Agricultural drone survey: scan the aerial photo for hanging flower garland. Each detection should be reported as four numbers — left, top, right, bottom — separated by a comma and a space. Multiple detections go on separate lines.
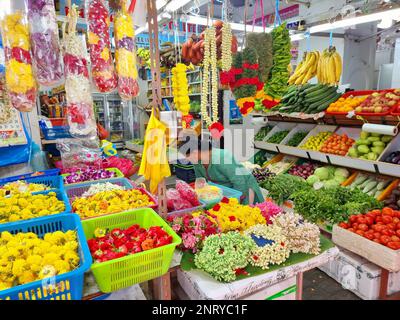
219, 21, 232, 85
244, 224, 290, 270
0, 77, 12, 124
194, 231, 255, 282
172, 63, 190, 115
271, 212, 321, 255
200, 26, 224, 140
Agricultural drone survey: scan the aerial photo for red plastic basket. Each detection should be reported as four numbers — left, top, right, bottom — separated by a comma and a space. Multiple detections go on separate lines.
49, 118, 67, 126
354, 89, 397, 117
325, 90, 373, 116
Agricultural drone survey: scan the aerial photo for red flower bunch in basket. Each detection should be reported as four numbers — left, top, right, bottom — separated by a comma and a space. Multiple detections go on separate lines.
87, 225, 172, 263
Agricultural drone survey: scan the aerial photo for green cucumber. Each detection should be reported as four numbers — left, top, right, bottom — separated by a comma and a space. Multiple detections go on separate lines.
314, 93, 342, 112
304, 87, 338, 104
306, 91, 339, 112
300, 84, 324, 95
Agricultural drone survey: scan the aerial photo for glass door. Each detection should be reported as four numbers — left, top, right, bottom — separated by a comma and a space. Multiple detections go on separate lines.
106, 94, 124, 143
93, 94, 107, 130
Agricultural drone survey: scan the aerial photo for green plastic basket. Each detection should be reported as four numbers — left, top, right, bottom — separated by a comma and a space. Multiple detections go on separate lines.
81, 209, 181, 293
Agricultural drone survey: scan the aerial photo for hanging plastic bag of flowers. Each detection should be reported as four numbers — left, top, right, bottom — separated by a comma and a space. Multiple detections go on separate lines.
86, 0, 117, 93
27, 0, 64, 87
1, 10, 37, 112
62, 4, 97, 139
114, 1, 140, 100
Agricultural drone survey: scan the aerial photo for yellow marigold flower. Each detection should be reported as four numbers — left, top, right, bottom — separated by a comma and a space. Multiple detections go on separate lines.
53, 260, 70, 274
64, 252, 80, 268
88, 31, 100, 44
1, 231, 13, 241
42, 253, 59, 266
0, 281, 12, 290
12, 259, 27, 277
38, 265, 56, 280
5, 59, 35, 94
18, 271, 35, 284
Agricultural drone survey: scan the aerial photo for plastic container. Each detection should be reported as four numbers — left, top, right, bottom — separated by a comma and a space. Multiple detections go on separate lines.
61, 168, 124, 185
0, 169, 60, 184
198, 182, 243, 208
166, 202, 206, 217
41, 126, 73, 140
81, 209, 181, 293
49, 118, 67, 126
0, 175, 64, 192
174, 164, 196, 183
64, 178, 158, 216
0, 213, 92, 300
353, 89, 397, 117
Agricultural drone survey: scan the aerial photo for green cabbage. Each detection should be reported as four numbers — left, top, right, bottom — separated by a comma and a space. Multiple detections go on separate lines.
323, 180, 341, 189
306, 175, 320, 186
334, 168, 350, 179
314, 167, 330, 181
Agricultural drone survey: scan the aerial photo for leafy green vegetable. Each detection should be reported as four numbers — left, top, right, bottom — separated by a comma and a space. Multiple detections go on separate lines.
286, 131, 308, 147
289, 186, 383, 224
260, 174, 310, 205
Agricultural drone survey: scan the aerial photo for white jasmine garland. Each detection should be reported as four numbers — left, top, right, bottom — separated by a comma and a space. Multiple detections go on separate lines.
221, 22, 232, 72
200, 26, 219, 127
244, 224, 290, 270
82, 182, 125, 197
271, 212, 321, 255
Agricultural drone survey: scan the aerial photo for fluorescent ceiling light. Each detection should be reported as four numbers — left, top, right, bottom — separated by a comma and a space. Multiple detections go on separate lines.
290, 33, 305, 41
165, 0, 192, 12
309, 8, 400, 33
185, 16, 270, 33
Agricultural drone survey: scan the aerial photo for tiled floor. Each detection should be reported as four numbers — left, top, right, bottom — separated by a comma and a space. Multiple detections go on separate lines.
303, 269, 360, 300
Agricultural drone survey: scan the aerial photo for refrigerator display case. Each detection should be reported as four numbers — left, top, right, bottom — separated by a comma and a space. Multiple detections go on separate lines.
93, 93, 136, 147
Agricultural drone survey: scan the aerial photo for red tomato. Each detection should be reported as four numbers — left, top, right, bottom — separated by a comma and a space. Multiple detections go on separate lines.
349, 215, 358, 223
382, 229, 396, 237
356, 230, 365, 237
356, 217, 366, 224
386, 242, 400, 250
397, 222, 400, 230
373, 238, 382, 244
380, 235, 391, 245
396, 229, 400, 237
375, 216, 383, 223
339, 222, 349, 229
370, 209, 382, 216
365, 216, 374, 226
382, 216, 393, 224
387, 223, 396, 230
394, 211, 400, 218
391, 236, 400, 242
373, 225, 385, 233
382, 207, 394, 216
392, 217, 400, 225
352, 223, 359, 229
347, 228, 355, 233
365, 233, 374, 240
365, 212, 375, 220
357, 224, 369, 232
373, 232, 382, 239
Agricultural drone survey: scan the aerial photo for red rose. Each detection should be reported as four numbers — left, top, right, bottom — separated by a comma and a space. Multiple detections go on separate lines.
221, 197, 229, 204
212, 204, 221, 211
229, 216, 236, 222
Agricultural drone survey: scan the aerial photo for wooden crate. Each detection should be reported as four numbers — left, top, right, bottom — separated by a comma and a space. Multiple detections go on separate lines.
332, 224, 400, 272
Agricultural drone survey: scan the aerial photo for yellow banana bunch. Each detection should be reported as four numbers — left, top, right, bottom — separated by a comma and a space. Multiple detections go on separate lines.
317, 47, 342, 85
288, 51, 319, 85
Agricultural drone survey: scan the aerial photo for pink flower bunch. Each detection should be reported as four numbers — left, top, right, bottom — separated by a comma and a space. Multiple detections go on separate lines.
166, 213, 220, 253
252, 201, 282, 224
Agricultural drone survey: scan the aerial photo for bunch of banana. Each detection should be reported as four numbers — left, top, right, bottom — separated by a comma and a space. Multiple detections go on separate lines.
288, 51, 319, 85
317, 46, 342, 85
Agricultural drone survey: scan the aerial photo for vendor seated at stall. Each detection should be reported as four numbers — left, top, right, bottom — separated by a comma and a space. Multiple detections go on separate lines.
184, 137, 264, 205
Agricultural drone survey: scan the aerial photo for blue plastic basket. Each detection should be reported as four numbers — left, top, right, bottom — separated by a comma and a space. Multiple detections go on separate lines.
0, 169, 60, 184
41, 126, 72, 140
201, 182, 243, 209
0, 189, 72, 228
0, 175, 64, 193
0, 213, 92, 300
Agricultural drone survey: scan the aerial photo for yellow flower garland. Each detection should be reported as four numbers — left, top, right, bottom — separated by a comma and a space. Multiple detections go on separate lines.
207, 198, 266, 233
172, 63, 190, 116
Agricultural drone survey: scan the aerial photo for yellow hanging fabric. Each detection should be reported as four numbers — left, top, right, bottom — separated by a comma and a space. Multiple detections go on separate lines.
138, 109, 171, 193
